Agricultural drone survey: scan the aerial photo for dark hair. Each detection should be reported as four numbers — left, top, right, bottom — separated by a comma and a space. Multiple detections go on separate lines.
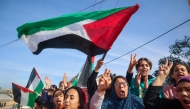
48, 89, 54, 93
50, 84, 57, 90
112, 75, 128, 87
35, 96, 49, 109
136, 58, 152, 71
59, 81, 63, 86
169, 63, 190, 84
170, 63, 190, 75
53, 89, 64, 98
64, 86, 87, 109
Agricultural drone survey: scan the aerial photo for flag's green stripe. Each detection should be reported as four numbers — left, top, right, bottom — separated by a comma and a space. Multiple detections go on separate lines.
34, 80, 44, 94
72, 78, 78, 86
17, 6, 129, 38
27, 93, 37, 108
90, 63, 95, 73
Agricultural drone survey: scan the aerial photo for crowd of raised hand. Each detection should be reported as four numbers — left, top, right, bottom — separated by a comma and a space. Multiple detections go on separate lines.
33, 54, 190, 109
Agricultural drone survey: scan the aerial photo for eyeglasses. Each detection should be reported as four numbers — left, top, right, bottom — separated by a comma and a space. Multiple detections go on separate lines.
114, 82, 128, 87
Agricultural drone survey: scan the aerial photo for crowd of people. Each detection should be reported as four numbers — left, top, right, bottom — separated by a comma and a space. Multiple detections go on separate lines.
29, 54, 190, 109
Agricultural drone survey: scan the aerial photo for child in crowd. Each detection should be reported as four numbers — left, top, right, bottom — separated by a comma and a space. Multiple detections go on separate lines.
59, 73, 72, 91
144, 59, 190, 109
126, 54, 162, 98
53, 89, 64, 109
163, 62, 190, 99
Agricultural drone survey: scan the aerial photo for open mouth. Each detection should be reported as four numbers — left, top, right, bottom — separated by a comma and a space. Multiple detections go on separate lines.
184, 100, 190, 104
119, 90, 125, 96
182, 98, 190, 107
56, 100, 62, 105
177, 74, 184, 78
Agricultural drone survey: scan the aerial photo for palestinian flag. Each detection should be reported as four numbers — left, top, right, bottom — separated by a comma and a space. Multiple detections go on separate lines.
26, 67, 44, 94
70, 73, 79, 86
77, 56, 95, 87
17, 4, 139, 56
12, 83, 37, 108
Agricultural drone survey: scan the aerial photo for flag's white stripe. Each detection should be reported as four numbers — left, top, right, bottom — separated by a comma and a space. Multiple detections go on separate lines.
28, 76, 40, 92
21, 19, 95, 52
20, 91, 29, 106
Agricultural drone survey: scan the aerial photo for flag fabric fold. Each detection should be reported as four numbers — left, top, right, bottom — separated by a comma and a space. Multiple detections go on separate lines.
69, 73, 79, 86
17, 4, 139, 56
25, 67, 44, 94
12, 83, 37, 108
77, 56, 95, 87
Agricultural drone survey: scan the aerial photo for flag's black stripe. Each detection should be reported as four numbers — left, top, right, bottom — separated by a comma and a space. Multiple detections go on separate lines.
33, 34, 107, 56
78, 56, 92, 87
26, 68, 36, 88
12, 83, 21, 103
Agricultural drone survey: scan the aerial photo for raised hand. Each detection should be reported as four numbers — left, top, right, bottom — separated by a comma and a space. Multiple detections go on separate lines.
135, 72, 141, 88
94, 58, 104, 72
102, 68, 112, 88
128, 54, 138, 73
45, 76, 51, 89
158, 59, 173, 78
63, 73, 68, 87
152, 59, 173, 86
97, 68, 111, 95
67, 82, 72, 88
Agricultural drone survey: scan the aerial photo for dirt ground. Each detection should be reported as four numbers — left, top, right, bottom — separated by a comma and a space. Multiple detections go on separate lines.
0, 99, 15, 106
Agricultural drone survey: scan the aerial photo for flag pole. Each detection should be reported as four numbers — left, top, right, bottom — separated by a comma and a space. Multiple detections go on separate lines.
102, 51, 107, 60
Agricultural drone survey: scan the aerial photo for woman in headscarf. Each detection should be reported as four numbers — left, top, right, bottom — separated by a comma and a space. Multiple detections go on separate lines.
90, 68, 144, 109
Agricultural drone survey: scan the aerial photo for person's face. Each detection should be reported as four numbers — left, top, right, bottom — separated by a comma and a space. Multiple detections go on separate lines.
64, 89, 80, 109
53, 91, 64, 108
177, 82, 190, 109
50, 86, 56, 91
114, 78, 128, 99
48, 91, 54, 95
172, 64, 189, 82
137, 60, 150, 77
59, 82, 65, 90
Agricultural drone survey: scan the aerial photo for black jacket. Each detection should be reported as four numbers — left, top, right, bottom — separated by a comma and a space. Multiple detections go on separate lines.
87, 70, 99, 100
144, 84, 184, 109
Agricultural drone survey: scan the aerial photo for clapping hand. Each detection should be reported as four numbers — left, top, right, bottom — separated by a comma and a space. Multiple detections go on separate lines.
135, 72, 141, 88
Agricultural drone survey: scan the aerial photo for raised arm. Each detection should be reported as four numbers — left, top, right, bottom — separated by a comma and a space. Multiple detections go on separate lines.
87, 58, 104, 99
44, 76, 51, 89
152, 59, 173, 86
41, 76, 51, 101
90, 68, 111, 109
126, 54, 137, 85
144, 59, 174, 109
